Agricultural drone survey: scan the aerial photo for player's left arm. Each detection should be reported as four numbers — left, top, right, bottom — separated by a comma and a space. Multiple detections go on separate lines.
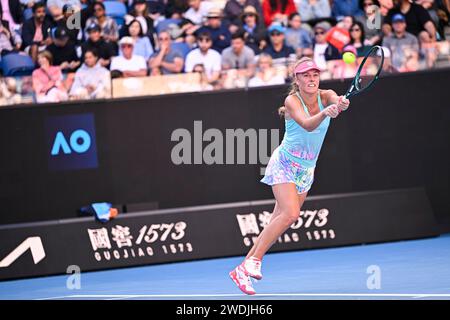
322, 89, 350, 112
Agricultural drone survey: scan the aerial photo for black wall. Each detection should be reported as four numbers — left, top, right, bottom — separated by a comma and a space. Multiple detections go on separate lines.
0, 68, 449, 225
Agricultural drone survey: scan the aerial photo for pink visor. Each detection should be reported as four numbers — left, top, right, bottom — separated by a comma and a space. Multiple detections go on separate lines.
294, 60, 321, 74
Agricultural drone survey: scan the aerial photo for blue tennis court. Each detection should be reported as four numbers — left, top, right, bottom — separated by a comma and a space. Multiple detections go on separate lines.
1, 233, 449, 300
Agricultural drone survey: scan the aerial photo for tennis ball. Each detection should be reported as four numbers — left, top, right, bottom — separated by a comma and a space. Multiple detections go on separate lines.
343, 52, 356, 64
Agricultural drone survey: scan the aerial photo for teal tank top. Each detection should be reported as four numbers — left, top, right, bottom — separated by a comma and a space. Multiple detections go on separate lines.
280, 91, 330, 168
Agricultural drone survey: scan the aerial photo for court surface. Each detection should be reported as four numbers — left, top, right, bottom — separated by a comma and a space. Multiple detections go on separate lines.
1, 234, 450, 300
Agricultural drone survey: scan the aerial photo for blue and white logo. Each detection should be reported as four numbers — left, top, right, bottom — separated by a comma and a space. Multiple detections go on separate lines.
45, 114, 98, 171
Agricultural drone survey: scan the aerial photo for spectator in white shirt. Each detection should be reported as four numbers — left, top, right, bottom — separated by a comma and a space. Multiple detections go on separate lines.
185, 31, 221, 84
248, 53, 285, 87
110, 36, 148, 77
184, 0, 214, 25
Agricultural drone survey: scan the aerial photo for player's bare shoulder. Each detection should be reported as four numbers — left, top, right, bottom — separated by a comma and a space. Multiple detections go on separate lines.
320, 89, 337, 106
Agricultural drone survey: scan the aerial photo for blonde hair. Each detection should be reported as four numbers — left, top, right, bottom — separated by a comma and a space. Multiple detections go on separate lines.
278, 56, 314, 117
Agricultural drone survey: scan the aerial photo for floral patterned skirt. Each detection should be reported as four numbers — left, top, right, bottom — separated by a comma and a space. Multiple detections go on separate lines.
261, 146, 315, 194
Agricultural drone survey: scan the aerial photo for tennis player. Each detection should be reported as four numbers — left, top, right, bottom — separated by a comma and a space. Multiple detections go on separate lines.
230, 57, 350, 295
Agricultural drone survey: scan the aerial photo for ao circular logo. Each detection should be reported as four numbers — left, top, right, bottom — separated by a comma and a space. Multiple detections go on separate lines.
51, 129, 92, 155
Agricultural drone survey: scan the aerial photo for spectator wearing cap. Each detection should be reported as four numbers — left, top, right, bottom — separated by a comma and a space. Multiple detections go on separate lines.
46, 0, 81, 23
185, 31, 221, 84
332, 0, 364, 20
329, 44, 360, 79
263, 24, 295, 66
248, 52, 285, 87
148, 30, 184, 75
32, 50, 69, 103
122, 19, 154, 60
285, 13, 313, 57
238, 5, 267, 54
69, 48, 111, 100
183, 0, 214, 25
223, 0, 264, 31
85, 1, 119, 43
124, 0, 157, 49
312, 21, 340, 69
297, 0, 331, 22
382, 13, 420, 71
46, 26, 80, 73
383, 0, 437, 45
81, 22, 117, 68
221, 30, 256, 77
196, 7, 232, 53
262, 0, 298, 27
0, 0, 23, 32
110, 37, 148, 77
21, 2, 54, 63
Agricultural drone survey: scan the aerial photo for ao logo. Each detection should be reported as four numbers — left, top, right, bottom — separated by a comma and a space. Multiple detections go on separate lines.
51, 129, 92, 156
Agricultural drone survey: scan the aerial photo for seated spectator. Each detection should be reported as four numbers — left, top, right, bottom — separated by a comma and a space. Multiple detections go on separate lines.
0, 77, 21, 106
122, 19, 154, 60
196, 7, 232, 53
320, 16, 352, 52
356, 0, 383, 46
81, 22, 117, 68
111, 37, 148, 77
416, 0, 450, 40
60, 4, 82, 45
239, 5, 267, 54
383, 0, 437, 45
183, 0, 214, 25
221, 30, 256, 77
32, 50, 69, 103
165, 0, 189, 19
262, 0, 298, 27
382, 13, 420, 72
248, 53, 285, 87
148, 30, 184, 75
46, 0, 81, 20
192, 63, 215, 90
348, 21, 372, 56
328, 44, 360, 79
263, 24, 296, 66
85, 1, 119, 43
0, 13, 21, 56
224, 0, 264, 33
297, 0, 332, 22
0, 0, 22, 32
332, 0, 364, 20
124, 0, 157, 49
69, 49, 111, 99
312, 21, 340, 69
285, 13, 313, 57
184, 31, 221, 84
21, 2, 54, 63
46, 26, 80, 73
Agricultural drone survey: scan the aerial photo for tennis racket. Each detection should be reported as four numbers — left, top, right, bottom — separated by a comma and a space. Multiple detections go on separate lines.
344, 45, 385, 99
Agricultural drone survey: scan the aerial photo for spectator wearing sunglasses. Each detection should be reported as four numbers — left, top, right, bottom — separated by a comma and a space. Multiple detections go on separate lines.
348, 21, 371, 56
110, 36, 148, 77
312, 21, 340, 70
238, 5, 267, 54
84, 1, 119, 43
262, 24, 295, 67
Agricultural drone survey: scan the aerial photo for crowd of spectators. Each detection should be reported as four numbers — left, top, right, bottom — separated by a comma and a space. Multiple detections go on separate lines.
0, 0, 449, 105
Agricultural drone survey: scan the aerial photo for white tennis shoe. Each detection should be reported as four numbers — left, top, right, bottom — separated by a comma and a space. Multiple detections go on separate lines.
242, 257, 263, 280
229, 265, 256, 295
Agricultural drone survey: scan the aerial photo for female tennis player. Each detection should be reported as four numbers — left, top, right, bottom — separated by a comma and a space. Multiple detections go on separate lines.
230, 57, 350, 295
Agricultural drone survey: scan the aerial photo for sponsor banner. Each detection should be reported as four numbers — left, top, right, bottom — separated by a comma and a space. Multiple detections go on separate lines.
0, 188, 439, 281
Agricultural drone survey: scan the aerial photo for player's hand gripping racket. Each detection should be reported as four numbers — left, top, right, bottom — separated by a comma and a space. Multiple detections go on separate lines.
344, 45, 385, 99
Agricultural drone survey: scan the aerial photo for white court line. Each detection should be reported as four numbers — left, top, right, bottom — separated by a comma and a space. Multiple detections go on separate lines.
36, 293, 450, 300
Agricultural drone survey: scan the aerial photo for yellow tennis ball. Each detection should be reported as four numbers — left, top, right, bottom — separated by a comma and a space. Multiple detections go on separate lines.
343, 52, 356, 64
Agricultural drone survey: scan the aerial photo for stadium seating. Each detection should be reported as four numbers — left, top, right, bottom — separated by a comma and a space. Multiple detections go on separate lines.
0, 53, 35, 77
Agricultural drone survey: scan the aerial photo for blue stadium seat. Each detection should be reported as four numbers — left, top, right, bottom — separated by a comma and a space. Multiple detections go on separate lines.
0, 53, 35, 77
156, 18, 182, 34
171, 42, 191, 59
104, 1, 127, 27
